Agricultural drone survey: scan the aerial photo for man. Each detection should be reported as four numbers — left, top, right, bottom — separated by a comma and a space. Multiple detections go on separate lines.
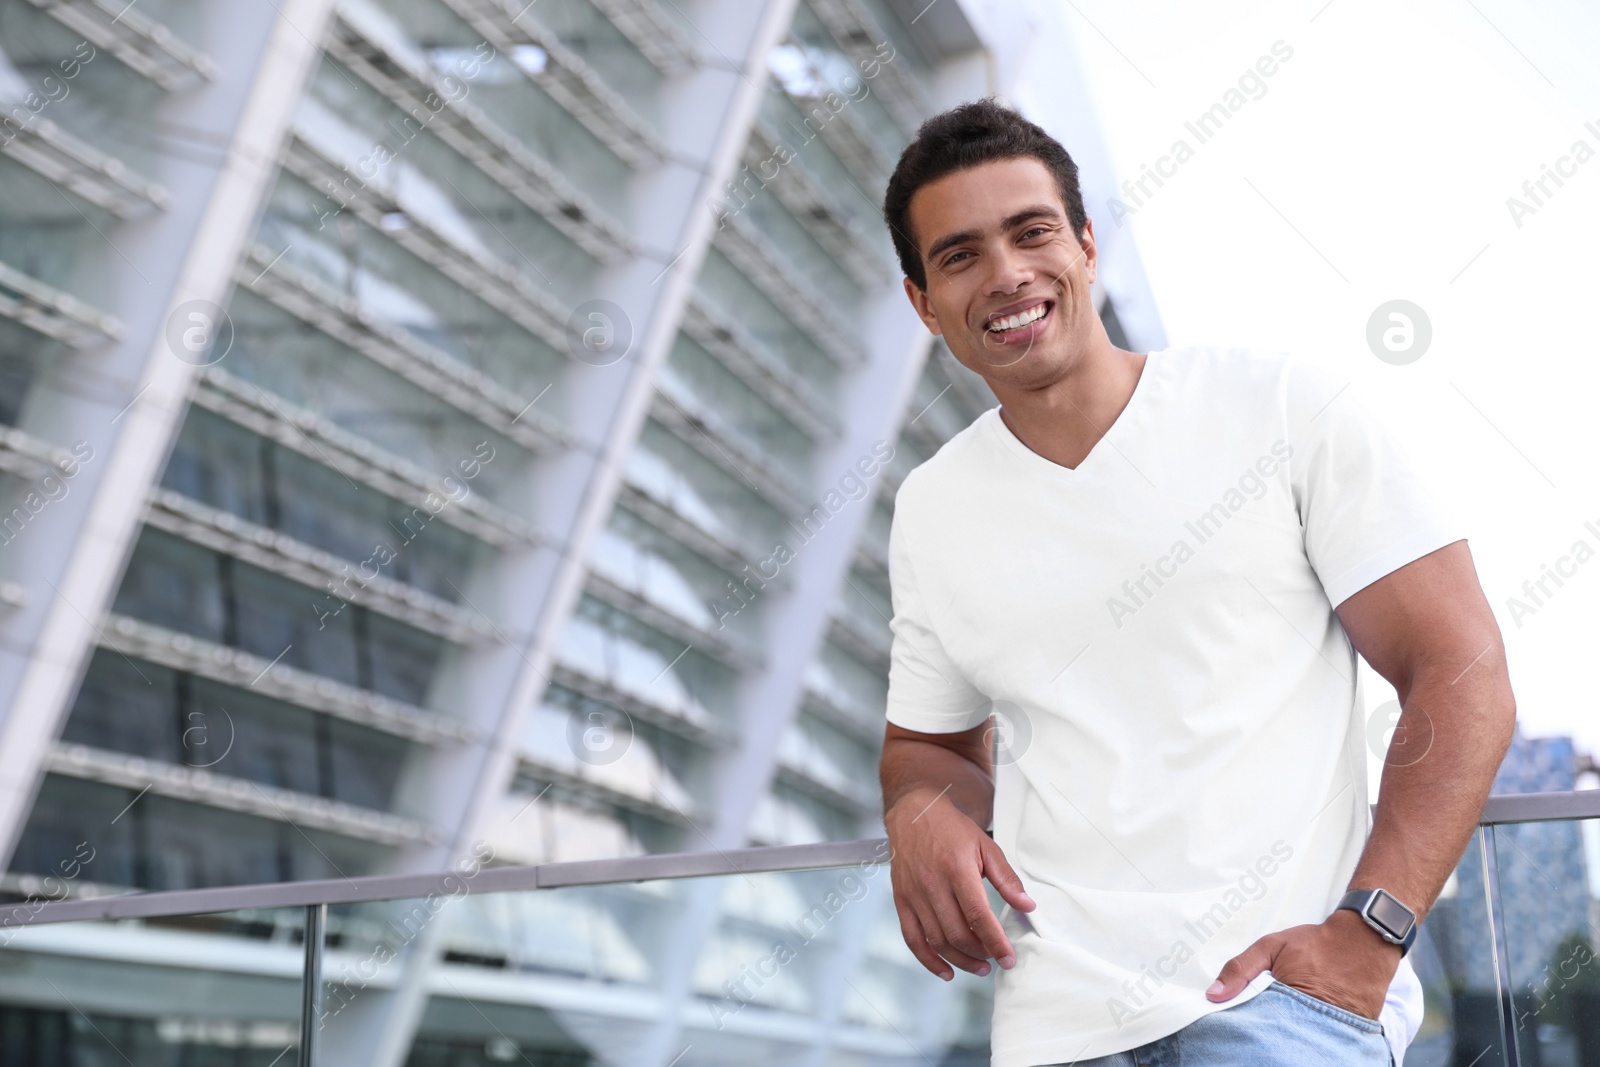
876, 99, 1516, 1067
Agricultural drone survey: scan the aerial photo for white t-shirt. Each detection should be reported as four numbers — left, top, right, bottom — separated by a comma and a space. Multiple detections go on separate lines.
884, 346, 1462, 1067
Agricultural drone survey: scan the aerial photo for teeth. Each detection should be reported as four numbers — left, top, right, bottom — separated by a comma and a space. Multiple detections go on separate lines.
989, 303, 1048, 332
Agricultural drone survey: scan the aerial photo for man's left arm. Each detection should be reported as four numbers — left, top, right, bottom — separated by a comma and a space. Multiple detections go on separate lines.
1207, 538, 1517, 1018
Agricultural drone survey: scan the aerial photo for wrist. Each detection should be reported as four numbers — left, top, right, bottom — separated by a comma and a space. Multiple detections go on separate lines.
884, 787, 951, 829
1326, 904, 1405, 964
1337, 885, 1420, 956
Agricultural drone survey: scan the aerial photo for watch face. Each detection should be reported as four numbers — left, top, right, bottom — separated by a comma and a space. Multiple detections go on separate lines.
1367, 891, 1416, 939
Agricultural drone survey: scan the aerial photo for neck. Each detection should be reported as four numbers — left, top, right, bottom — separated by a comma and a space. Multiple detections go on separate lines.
990, 333, 1147, 471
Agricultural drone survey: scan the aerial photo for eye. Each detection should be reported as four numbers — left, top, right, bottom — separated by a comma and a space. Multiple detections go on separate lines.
1020, 226, 1050, 240
943, 250, 972, 266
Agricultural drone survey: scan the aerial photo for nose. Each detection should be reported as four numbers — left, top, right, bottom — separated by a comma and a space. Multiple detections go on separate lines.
985, 240, 1035, 298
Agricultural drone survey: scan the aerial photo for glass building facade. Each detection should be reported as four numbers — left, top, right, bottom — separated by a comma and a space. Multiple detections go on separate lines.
0, 0, 1167, 1062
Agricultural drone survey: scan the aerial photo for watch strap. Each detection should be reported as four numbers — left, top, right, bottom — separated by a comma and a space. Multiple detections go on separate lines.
1336, 888, 1419, 956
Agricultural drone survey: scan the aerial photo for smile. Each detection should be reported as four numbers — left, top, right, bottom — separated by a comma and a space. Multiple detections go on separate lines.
985, 300, 1052, 335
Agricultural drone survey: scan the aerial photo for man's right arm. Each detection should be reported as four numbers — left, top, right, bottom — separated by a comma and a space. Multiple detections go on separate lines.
882, 719, 997, 829
881, 718, 1034, 981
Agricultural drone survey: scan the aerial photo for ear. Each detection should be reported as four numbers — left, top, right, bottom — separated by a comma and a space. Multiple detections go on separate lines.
902, 276, 943, 336
1080, 216, 1099, 285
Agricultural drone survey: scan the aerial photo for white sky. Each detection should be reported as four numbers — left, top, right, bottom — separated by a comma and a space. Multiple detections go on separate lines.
1012, 0, 1600, 757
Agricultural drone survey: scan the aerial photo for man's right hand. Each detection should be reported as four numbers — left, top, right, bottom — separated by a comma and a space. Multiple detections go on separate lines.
884, 787, 1036, 981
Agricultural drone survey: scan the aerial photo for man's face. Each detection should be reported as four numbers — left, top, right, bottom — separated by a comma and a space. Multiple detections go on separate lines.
903, 156, 1097, 387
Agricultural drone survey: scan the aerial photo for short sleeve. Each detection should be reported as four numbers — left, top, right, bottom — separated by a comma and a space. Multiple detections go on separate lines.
1286, 360, 1469, 608
884, 491, 991, 732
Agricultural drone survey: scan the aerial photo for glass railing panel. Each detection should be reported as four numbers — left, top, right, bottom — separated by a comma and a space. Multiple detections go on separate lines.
688, 866, 979, 1060
1487, 817, 1600, 1067
450, 879, 678, 983
16, 802, 1597, 1067
376, 865, 982, 1064
1405, 825, 1519, 1067
313, 879, 690, 1061
0, 904, 310, 1066
404, 1015, 599, 1065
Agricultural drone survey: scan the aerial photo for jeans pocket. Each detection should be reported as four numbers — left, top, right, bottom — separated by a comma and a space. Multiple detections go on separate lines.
1267, 979, 1384, 1035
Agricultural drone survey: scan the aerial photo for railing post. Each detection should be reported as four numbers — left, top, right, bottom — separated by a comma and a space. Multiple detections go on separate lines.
1479, 826, 1522, 1067
300, 902, 327, 1066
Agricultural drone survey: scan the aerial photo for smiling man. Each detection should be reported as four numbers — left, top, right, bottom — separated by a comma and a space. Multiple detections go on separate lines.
876, 99, 1516, 1067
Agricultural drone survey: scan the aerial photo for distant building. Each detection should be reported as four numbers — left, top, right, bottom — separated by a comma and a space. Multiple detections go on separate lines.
1415, 729, 1595, 1067
1444, 731, 1590, 991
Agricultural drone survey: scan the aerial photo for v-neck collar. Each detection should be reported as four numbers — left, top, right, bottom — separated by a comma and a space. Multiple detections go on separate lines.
986, 348, 1166, 478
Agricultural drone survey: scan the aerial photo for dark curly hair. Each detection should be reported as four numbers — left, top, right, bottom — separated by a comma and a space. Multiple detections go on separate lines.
883, 98, 1088, 291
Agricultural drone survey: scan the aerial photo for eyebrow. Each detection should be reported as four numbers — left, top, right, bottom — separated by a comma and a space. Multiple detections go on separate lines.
924, 204, 1063, 263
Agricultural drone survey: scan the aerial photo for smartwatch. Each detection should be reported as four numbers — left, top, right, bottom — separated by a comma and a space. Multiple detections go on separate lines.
1336, 888, 1418, 956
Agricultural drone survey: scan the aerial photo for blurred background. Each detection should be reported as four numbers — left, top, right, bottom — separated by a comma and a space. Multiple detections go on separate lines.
0, 0, 1595, 1063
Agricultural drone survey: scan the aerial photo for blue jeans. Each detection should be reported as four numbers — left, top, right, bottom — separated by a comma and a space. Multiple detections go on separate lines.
1055, 981, 1394, 1066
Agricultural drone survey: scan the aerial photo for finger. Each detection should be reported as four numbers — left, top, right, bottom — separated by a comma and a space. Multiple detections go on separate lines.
980, 837, 1036, 914
922, 883, 997, 971
914, 881, 997, 975
903, 897, 990, 978
896, 901, 955, 981
952, 863, 1017, 967
1208, 933, 1282, 1001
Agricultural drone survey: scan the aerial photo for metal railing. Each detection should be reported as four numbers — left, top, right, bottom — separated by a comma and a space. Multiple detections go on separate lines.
7, 788, 1599, 1065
